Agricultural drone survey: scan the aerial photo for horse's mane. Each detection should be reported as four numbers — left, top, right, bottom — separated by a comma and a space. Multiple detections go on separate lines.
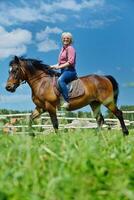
10, 56, 60, 77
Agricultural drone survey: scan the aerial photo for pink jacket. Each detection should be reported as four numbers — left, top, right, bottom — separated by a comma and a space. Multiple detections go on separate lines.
58, 45, 76, 67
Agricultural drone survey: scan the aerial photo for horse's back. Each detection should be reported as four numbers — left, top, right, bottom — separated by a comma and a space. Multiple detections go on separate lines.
79, 74, 113, 88
78, 74, 114, 102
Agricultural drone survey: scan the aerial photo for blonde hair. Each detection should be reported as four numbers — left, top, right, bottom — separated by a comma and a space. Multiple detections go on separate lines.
61, 32, 73, 44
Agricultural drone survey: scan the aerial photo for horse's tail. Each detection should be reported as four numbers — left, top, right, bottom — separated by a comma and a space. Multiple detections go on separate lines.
105, 75, 119, 104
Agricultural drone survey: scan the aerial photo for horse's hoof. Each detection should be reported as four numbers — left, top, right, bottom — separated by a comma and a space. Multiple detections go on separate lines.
29, 132, 35, 137
123, 129, 129, 136
54, 129, 59, 134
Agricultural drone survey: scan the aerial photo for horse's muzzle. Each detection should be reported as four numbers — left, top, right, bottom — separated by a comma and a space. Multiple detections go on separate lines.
5, 83, 18, 92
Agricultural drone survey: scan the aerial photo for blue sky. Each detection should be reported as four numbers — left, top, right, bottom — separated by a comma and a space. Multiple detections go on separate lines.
0, 0, 134, 111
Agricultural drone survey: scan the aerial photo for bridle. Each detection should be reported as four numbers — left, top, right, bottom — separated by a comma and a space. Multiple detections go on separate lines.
18, 66, 27, 85
10, 63, 53, 87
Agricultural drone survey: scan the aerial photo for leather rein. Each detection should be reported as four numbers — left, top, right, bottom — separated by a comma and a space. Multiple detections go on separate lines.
19, 66, 53, 86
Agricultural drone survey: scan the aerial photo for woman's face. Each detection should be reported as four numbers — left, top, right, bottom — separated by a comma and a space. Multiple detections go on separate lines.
62, 36, 71, 46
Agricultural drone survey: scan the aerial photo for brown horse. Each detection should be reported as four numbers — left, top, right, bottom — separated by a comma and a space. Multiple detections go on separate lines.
6, 56, 129, 135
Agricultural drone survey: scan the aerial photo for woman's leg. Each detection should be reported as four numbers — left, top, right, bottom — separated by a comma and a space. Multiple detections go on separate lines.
58, 71, 77, 102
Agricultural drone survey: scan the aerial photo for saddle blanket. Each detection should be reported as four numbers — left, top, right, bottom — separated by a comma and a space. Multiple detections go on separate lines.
54, 78, 85, 99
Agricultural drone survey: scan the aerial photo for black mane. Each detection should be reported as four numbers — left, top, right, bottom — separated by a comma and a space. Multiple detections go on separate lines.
10, 56, 60, 76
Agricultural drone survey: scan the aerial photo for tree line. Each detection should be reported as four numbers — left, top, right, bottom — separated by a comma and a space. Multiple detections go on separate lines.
0, 105, 134, 121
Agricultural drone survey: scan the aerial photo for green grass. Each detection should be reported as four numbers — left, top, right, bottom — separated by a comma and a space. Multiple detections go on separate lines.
0, 129, 134, 200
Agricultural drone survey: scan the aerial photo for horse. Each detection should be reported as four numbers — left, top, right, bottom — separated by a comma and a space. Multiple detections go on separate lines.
5, 56, 129, 136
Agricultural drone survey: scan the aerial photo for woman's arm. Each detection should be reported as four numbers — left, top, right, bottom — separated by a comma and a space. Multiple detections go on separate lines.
51, 46, 76, 70
67, 46, 76, 66
51, 62, 70, 70
51, 63, 58, 69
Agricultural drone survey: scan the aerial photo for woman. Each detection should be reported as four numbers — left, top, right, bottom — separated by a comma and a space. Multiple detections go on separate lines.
51, 32, 77, 108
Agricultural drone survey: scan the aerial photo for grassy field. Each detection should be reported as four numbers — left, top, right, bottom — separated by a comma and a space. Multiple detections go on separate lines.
0, 129, 134, 200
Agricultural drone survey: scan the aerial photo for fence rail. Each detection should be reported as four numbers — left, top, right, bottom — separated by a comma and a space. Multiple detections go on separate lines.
0, 111, 133, 134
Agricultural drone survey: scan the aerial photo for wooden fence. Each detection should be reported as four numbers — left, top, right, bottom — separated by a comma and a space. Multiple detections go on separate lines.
0, 111, 133, 134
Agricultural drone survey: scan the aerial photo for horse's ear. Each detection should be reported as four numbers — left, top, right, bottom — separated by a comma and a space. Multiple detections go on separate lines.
14, 56, 19, 63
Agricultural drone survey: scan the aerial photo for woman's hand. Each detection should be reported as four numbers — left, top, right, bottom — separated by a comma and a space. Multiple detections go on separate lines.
51, 62, 70, 70
50, 65, 59, 70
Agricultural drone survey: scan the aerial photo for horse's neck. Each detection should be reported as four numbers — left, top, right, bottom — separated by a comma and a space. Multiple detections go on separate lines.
26, 70, 45, 83
26, 70, 51, 89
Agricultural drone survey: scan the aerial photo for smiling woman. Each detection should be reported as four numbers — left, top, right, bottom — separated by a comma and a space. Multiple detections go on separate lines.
51, 32, 77, 108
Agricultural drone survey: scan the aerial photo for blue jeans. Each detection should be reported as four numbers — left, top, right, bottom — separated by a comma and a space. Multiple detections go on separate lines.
58, 69, 77, 102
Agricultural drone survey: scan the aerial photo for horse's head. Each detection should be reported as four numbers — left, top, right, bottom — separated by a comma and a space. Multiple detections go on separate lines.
6, 56, 60, 92
6, 56, 26, 92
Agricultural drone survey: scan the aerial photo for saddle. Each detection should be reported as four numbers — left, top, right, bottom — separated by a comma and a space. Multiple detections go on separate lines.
53, 77, 85, 99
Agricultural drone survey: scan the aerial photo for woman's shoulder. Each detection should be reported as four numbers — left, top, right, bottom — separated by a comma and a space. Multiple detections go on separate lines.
67, 45, 75, 51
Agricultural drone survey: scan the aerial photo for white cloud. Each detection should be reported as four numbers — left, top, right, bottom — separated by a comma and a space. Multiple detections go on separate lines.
0, 1, 67, 25
36, 26, 62, 41
0, 26, 32, 59
36, 26, 62, 52
0, 0, 105, 26
89, 19, 105, 29
77, 16, 121, 29
41, 0, 105, 12
37, 39, 59, 52
77, 19, 105, 29
0, 0, 120, 32
0, 46, 27, 60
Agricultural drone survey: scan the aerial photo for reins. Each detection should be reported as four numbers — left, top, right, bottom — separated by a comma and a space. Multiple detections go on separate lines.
28, 72, 51, 85
19, 67, 53, 86
12, 58, 59, 87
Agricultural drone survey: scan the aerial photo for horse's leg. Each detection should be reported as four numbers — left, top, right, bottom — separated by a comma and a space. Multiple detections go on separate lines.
28, 107, 44, 135
105, 103, 129, 136
90, 101, 104, 128
46, 102, 59, 133
27, 107, 44, 136
30, 106, 44, 120
49, 112, 59, 133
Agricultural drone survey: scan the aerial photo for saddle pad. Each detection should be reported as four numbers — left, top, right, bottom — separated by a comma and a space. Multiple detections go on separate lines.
53, 77, 85, 99
68, 78, 85, 99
